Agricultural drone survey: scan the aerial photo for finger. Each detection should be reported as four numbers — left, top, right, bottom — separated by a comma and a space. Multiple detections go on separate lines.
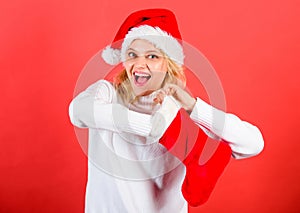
164, 85, 176, 96
154, 90, 166, 104
162, 84, 171, 95
153, 97, 161, 104
158, 92, 166, 104
169, 87, 176, 95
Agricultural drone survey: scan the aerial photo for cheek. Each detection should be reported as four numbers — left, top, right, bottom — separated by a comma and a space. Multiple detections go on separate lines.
149, 61, 167, 72
123, 62, 133, 76
150, 72, 167, 88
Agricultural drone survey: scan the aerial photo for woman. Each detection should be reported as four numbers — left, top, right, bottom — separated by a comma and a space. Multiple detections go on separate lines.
69, 8, 264, 213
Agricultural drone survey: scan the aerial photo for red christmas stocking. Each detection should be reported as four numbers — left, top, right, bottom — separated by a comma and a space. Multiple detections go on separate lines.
159, 111, 232, 206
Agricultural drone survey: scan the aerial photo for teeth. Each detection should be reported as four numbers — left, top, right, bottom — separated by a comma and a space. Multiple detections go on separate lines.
134, 72, 150, 77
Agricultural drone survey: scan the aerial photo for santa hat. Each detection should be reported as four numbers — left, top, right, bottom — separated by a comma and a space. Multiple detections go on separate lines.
101, 8, 184, 65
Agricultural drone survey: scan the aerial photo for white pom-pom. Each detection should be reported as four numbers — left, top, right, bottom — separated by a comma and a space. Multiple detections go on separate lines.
101, 46, 121, 65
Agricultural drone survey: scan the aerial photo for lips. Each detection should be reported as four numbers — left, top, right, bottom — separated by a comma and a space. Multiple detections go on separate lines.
133, 71, 151, 86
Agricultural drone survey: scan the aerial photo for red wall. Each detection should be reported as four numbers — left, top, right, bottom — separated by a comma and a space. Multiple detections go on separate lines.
1, 0, 299, 212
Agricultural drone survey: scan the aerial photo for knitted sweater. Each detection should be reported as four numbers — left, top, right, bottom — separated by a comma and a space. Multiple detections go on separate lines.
69, 80, 264, 213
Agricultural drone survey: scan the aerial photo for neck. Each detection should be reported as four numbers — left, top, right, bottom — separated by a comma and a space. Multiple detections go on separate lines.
127, 92, 160, 114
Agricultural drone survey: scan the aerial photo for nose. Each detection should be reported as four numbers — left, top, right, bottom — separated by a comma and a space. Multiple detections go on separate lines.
134, 56, 147, 69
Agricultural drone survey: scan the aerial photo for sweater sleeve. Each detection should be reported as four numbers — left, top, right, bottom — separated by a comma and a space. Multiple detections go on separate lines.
68, 80, 153, 137
189, 98, 264, 159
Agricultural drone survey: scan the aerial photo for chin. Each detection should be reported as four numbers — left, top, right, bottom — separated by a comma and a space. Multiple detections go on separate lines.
132, 87, 156, 97
133, 89, 151, 97
130, 79, 161, 97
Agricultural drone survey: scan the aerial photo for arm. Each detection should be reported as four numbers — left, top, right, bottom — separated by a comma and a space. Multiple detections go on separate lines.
69, 80, 153, 136
69, 80, 180, 139
189, 97, 264, 159
155, 83, 264, 159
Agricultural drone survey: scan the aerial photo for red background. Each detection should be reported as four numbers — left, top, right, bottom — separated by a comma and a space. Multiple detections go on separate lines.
1, 0, 299, 212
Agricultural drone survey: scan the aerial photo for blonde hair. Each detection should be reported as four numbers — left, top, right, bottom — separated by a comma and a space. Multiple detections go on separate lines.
113, 55, 186, 105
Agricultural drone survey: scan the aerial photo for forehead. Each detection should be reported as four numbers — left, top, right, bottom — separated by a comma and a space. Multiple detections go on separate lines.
127, 39, 162, 53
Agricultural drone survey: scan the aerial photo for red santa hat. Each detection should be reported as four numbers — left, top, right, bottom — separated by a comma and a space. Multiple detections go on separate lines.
101, 8, 185, 65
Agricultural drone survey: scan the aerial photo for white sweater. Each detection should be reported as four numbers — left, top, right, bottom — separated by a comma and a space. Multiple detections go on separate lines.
69, 80, 264, 213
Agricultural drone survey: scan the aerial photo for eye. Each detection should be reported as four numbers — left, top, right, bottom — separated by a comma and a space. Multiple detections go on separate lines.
146, 54, 159, 59
127, 52, 137, 58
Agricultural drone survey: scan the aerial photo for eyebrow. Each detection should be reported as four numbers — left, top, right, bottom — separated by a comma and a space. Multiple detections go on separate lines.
127, 48, 161, 54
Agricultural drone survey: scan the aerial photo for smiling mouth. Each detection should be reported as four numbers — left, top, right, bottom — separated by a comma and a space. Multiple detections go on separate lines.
133, 72, 151, 86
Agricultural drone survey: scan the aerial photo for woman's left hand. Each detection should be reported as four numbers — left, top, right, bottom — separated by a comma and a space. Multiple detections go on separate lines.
154, 83, 196, 113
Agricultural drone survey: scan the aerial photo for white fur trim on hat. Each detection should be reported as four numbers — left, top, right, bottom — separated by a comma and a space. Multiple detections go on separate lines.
121, 25, 184, 65
101, 25, 185, 65
101, 45, 121, 65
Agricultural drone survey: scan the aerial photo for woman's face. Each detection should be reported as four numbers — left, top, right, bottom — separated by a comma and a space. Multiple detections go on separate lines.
123, 39, 168, 96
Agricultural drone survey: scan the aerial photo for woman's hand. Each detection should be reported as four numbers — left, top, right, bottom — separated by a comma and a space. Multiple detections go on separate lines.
154, 83, 196, 113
